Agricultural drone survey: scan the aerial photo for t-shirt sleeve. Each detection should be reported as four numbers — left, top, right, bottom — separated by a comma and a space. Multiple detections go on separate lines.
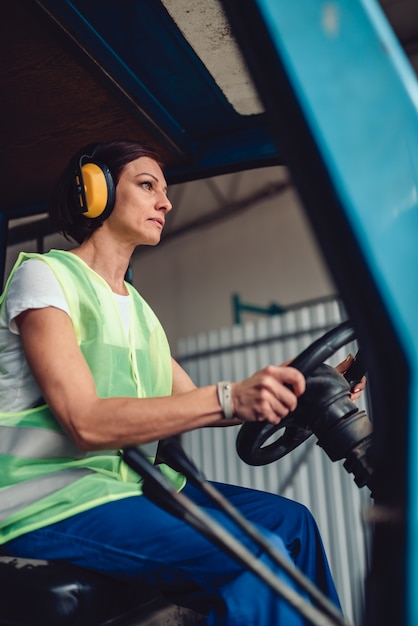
6, 258, 71, 334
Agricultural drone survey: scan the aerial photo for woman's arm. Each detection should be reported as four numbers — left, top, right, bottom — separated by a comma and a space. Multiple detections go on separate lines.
171, 357, 243, 427
171, 357, 196, 394
17, 306, 306, 451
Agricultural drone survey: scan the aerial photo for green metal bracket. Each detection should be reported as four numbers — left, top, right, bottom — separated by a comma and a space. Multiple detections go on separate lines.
232, 293, 285, 325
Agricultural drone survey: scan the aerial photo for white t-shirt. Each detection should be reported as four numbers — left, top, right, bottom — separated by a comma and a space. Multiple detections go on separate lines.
0, 258, 131, 412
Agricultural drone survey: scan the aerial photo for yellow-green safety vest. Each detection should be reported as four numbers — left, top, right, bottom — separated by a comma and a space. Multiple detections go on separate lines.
0, 250, 185, 544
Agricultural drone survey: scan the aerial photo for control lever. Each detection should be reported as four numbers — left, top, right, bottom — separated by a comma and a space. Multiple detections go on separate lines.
343, 350, 367, 392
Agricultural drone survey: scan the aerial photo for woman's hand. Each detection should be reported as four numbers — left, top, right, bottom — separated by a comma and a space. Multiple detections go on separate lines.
280, 354, 366, 403
231, 366, 306, 424
335, 354, 366, 400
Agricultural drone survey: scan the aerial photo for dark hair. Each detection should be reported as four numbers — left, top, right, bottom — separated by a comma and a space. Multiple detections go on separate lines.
49, 139, 163, 243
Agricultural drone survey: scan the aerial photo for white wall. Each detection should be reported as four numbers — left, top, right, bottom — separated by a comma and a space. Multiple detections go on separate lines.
131, 166, 336, 350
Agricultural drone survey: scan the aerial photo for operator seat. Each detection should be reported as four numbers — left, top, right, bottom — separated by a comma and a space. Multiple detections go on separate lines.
0, 555, 206, 625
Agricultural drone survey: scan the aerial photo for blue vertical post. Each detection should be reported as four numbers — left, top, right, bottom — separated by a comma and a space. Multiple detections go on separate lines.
222, 0, 418, 624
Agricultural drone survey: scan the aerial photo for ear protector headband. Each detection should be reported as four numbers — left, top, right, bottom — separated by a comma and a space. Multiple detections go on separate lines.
74, 152, 116, 220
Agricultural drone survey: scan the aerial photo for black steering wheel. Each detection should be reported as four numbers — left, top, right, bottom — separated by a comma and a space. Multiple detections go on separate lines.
236, 321, 357, 466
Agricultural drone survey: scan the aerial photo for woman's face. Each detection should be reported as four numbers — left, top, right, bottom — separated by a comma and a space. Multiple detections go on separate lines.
106, 156, 172, 246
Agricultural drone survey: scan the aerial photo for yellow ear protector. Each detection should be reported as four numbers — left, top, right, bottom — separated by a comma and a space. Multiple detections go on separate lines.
74, 155, 116, 219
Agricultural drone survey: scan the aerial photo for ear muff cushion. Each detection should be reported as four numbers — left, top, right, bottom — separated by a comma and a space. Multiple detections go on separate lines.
79, 162, 115, 219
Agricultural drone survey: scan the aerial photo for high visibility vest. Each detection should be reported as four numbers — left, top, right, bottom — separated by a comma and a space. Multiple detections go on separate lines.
0, 250, 185, 544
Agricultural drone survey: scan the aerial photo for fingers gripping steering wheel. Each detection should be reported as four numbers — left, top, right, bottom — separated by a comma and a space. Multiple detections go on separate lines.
236, 321, 356, 466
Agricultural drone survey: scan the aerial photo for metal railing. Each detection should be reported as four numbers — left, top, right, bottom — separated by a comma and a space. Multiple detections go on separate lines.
177, 297, 372, 625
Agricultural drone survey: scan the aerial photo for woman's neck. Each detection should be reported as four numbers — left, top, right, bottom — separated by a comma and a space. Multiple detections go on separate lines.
70, 238, 133, 295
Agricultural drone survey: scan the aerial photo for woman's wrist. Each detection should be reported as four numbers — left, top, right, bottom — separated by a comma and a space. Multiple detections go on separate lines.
217, 381, 235, 420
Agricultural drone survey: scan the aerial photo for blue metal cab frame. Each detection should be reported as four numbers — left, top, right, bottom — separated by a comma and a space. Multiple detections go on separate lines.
221, 1, 418, 625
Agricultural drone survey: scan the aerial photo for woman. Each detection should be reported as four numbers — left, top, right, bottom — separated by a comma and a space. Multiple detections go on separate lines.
0, 139, 364, 625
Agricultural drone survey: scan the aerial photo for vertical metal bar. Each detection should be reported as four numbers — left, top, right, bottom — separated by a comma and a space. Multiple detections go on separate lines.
232, 293, 241, 325
0, 212, 8, 289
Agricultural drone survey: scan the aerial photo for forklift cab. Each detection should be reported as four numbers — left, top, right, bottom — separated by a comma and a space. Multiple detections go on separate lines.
1, 1, 418, 625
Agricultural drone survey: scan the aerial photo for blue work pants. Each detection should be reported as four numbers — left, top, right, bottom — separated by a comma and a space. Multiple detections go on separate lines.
2, 481, 341, 625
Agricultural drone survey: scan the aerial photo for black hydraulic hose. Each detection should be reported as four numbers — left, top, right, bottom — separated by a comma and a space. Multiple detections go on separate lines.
123, 445, 353, 626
